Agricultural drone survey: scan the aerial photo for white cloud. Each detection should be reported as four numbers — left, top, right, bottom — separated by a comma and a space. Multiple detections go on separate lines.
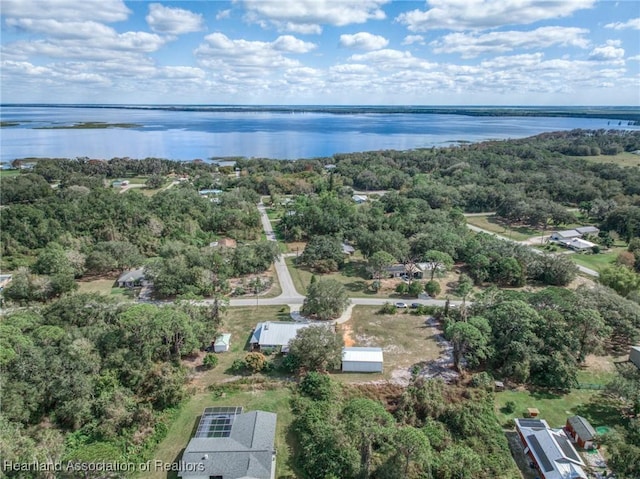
628, 54, 640, 61
146, 4, 204, 36
195, 32, 302, 76
0, 0, 130, 22
396, 0, 595, 32
431, 26, 590, 58
216, 9, 231, 20
241, 0, 387, 33
4, 18, 117, 39
339, 32, 388, 50
348, 49, 436, 70
272, 35, 317, 53
402, 35, 425, 46
589, 40, 625, 62
605, 17, 640, 30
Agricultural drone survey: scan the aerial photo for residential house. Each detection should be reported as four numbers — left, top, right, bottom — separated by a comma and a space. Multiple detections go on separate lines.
210, 238, 237, 249
341, 243, 355, 255
566, 416, 597, 449
250, 321, 329, 353
385, 263, 420, 278
213, 333, 231, 353
117, 268, 145, 288
566, 238, 597, 252
342, 347, 383, 373
575, 226, 599, 236
550, 230, 582, 242
179, 407, 276, 479
352, 194, 368, 204
514, 418, 587, 479
630, 345, 640, 369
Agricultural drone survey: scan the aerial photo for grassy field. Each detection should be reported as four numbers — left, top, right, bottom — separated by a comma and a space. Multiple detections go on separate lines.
581, 151, 640, 167
76, 278, 131, 299
0, 169, 21, 177
465, 215, 541, 241
144, 385, 297, 479
568, 247, 624, 271
333, 305, 441, 383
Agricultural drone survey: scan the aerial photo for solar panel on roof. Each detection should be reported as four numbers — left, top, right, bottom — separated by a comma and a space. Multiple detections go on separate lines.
528, 435, 554, 472
518, 419, 546, 428
557, 435, 581, 462
194, 406, 243, 438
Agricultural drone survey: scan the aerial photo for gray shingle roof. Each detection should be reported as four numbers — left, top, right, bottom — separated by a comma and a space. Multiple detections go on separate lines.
117, 268, 145, 283
567, 416, 596, 441
179, 410, 277, 479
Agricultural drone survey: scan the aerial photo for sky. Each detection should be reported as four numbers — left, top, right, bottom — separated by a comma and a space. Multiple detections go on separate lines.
1, 0, 639, 105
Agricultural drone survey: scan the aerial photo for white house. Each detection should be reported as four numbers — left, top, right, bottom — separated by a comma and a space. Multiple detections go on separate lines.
213, 333, 231, 353
566, 238, 597, 251
342, 347, 384, 373
250, 321, 324, 353
630, 346, 640, 369
550, 230, 582, 242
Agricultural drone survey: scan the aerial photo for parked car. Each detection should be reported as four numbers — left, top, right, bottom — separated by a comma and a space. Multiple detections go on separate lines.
395, 302, 408, 308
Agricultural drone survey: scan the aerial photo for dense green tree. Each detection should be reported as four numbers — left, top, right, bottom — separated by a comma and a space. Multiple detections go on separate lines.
599, 265, 640, 298
367, 250, 396, 290
288, 325, 344, 372
301, 279, 349, 321
298, 235, 345, 272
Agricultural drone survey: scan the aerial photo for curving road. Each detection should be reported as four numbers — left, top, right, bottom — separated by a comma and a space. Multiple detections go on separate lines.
465, 224, 599, 278
226, 203, 463, 310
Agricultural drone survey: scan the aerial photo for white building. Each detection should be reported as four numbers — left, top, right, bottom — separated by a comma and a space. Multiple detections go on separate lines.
250, 321, 323, 353
213, 333, 231, 353
342, 347, 384, 373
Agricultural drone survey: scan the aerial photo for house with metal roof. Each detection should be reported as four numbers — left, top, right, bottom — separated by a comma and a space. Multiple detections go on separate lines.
515, 418, 587, 479
566, 416, 597, 449
575, 226, 599, 236
117, 268, 145, 288
342, 347, 383, 373
250, 321, 318, 353
550, 230, 582, 242
178, 406, 276, 479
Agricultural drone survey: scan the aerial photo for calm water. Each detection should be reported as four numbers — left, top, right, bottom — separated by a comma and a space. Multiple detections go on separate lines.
1, 105, 637, 161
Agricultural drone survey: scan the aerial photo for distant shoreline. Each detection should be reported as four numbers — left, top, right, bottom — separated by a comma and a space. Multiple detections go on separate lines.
2, 103, 639, 122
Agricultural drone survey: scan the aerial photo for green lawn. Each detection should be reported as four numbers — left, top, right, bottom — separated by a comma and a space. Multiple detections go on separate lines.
495, 389, 600, 428
465, 215, 541, 241
144, 385, 297, 479
76, 278, 132, 299
286, 257, 386, 298
568, 247, 624, 271
581, 151, 640, 167
0, 169, 21, 177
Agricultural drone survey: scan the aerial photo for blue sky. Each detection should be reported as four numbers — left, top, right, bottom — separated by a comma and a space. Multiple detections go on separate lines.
1, 0, 639, 105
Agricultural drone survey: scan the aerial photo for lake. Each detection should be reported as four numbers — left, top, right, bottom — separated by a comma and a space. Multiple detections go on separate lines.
1, 105, 638, 161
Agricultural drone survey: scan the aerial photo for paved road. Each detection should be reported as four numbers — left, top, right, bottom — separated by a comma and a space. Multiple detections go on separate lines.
254, 202, 304, 303
465, 224, 599, 277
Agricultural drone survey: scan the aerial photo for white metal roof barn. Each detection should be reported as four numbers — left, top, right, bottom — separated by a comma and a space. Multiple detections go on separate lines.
342, 347, 384, 373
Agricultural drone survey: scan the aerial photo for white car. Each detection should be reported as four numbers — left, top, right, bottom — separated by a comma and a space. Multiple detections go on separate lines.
395, 302, 408, 308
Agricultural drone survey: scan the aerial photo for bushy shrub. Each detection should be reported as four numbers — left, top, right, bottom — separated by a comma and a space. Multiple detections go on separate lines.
202, 353, 219, 370
379, 302, 397, 314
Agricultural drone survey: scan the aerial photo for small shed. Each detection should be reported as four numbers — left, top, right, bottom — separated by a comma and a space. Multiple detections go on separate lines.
630, 345, 640, 369
342, 347, 383, 373
527, 407, 540, 418
213, 333, 231, 353
566, 416, 597, 449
